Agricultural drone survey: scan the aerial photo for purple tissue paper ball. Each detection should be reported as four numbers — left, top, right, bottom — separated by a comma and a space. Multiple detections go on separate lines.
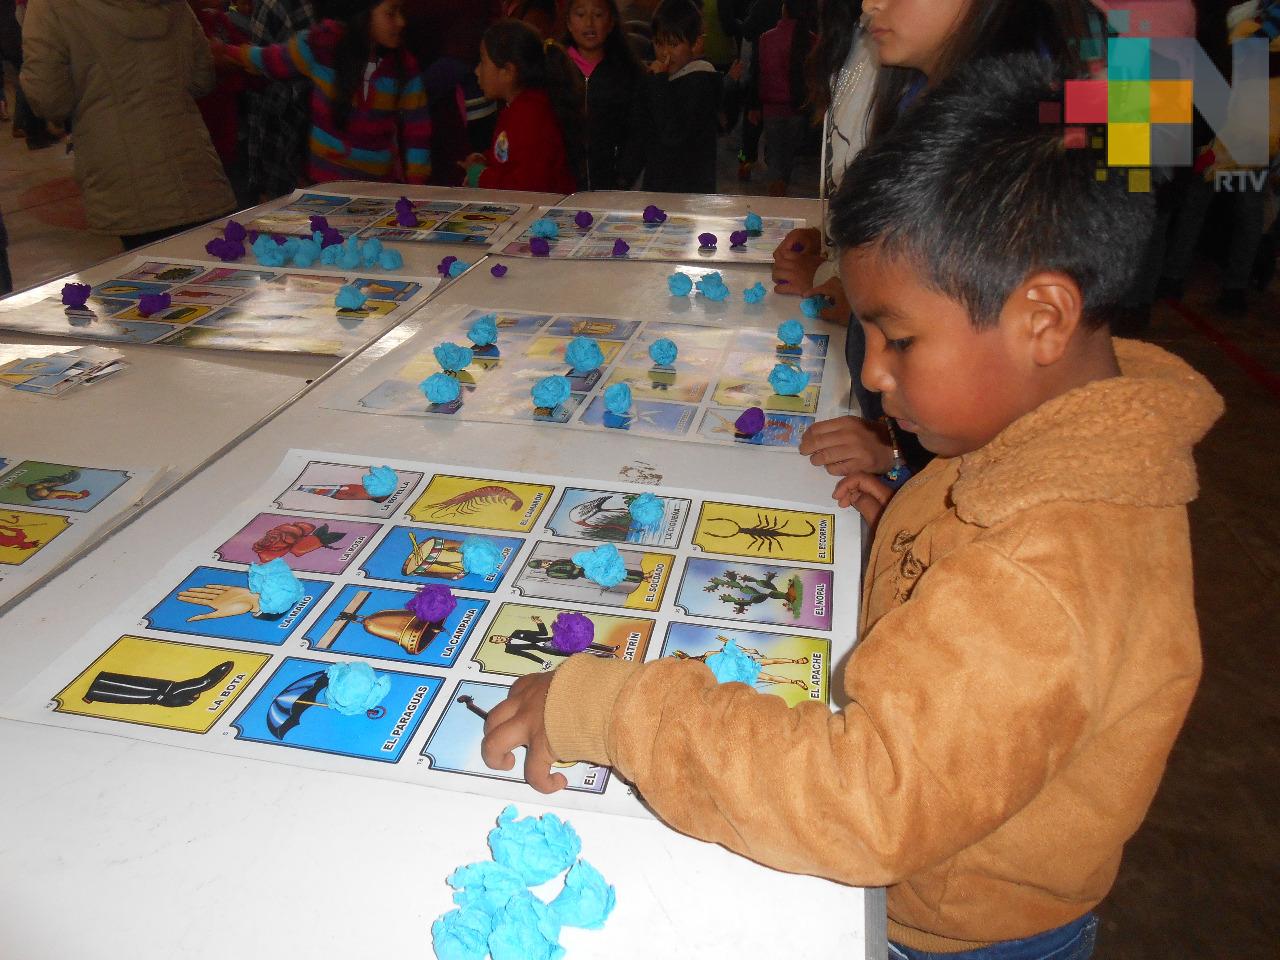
574, 210, 594, 229
407, 584, 458, 624
224, 220, 247, 242
730, 230, 748, 247
735, 407, 766, 435
321, 227, 343, 248
491, 263, 508, 278
137, 293, 171, 317
551, 611, 596, 653
308, 215, 329, 233
611, 238, 629, 257
642, 204, 667, 224
530, 237, 551, 257
698, 232, 718, 249
437, 255, 458, 276
61, 282, 91, 308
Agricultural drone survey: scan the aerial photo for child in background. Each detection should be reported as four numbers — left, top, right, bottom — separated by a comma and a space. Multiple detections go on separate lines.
794, 0, 1105, 492
220, 0, 431, 184
190, 0, 255, 207
749, 0, 816, 196
561, 0, 646, 190
481, 54, 1223, 960
464, 19, 580, 193
640, 0, 723, 193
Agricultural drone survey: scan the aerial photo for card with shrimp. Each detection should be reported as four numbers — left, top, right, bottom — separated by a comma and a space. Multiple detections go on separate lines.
273, 460, 424, 518
213, 512, 381, 574
692, 502, 835, 565
659, 622, 831, 708
407, 475, 553, 532
142, 565, 332, 645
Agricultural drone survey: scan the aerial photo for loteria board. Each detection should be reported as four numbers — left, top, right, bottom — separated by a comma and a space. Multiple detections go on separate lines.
1, 449, 859, 817
245, 190, 530, 247
499, 207, 802, 264
0, 453, 158, 613
325, 304, 843, 451
0, 258, 434, 356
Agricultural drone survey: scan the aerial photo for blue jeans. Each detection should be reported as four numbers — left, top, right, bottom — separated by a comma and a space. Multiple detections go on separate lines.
889, 913, 1097, 960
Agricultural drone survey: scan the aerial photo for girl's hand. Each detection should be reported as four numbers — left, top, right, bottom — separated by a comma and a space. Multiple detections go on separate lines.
460, 152, 486, 169
481, 672, 567, 794
727, 59, 744, 82
799, 415, 895, 475
833, 473, 895, 530
774, 226, 820, 259
804, 276, 851, 323
772, 227, 824, 294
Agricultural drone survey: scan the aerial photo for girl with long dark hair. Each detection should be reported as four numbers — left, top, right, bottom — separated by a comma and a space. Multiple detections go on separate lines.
463, 18, 581, 192
560, 0, 646, 189
221, 0, 431, 184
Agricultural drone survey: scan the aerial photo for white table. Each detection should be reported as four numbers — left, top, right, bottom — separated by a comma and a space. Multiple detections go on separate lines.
161, 183, 569, 283
0, 202, 884, 959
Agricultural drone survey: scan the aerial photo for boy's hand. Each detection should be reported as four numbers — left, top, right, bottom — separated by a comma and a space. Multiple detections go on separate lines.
481, 672, 567, 794
799, 416, 895, 475
727, 59, 744, 82
833, 472, 895, 529
804, 276, 851, 323
647, 57, 670, 75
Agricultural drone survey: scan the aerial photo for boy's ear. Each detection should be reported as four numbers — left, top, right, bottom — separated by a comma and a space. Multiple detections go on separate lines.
1010, 271, 1084, 367
693, 33, 706, 57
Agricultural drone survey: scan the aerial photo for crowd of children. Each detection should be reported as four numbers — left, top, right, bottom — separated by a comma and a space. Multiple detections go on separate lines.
0, 3, 1274, 956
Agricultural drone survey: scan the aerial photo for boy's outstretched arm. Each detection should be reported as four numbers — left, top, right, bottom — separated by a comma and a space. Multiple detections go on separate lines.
486, 544, 1109, 887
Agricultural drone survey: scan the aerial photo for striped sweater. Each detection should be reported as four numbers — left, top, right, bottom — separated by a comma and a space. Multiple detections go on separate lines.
231, 19, 430, 184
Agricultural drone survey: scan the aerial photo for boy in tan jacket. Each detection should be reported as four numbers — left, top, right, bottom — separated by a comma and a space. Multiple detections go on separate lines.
481, 54, 1223, 958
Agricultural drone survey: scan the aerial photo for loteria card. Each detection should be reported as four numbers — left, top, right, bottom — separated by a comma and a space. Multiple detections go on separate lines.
471, 603, 654, 678
660, 622, 831, 708
275, 461, 423, 518
510, 540, 673, 611
213, 512, 381, 574
302, 584, 488, 668
407, 475, 552, 532
421, 681, 610, 793
0, 461, 131, 513
231, 657, 441, 763
358, 525, 523, 593
674, 558, 834, 630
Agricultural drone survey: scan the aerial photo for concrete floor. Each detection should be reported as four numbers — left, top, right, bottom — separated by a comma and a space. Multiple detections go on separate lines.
2, 103, 1277, 957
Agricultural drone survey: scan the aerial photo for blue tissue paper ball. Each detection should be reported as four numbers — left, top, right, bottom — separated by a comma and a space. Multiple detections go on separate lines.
603, 381, 632, 415
564, 336, 604, 373
421, 372, 461, 404
648, 337, 678, 366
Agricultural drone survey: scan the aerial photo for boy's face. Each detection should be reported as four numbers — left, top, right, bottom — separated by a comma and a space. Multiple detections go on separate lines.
653, 32, 701, 73
841, 245, 1037, 459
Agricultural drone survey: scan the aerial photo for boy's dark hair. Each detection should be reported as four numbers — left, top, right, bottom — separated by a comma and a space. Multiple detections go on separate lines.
828, 53, 1153, 331
652, 0, 702, 45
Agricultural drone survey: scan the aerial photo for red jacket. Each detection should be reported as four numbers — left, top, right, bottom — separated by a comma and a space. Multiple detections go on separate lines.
479, 88, 576, 193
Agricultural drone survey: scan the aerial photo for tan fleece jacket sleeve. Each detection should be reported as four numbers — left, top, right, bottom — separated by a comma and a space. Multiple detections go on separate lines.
545, 542, 1092, 887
